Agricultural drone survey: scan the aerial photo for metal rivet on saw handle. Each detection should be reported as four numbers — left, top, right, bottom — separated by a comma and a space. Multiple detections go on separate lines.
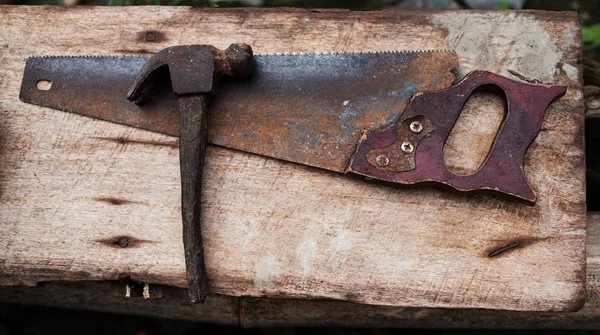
410, 121, 422, 133
376, 155, 390, 167
401, 141, 414, 154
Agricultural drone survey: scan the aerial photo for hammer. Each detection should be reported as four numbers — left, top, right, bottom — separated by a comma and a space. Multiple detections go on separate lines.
127, 44, 253, 303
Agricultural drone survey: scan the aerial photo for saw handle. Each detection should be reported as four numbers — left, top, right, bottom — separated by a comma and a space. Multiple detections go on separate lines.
348, 70, 567, 204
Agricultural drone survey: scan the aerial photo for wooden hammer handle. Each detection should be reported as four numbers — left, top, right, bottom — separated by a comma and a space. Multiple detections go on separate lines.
178, 94, 210, 303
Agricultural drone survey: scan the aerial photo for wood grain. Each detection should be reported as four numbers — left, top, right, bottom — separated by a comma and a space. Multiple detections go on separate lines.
1, 209, 600, 329
0, 6, 586, 311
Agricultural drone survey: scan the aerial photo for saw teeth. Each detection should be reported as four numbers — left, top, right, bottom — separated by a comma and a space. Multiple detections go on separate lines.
28, 49, 456, 60
29, 54, 146, 59
257, 49, 455, 56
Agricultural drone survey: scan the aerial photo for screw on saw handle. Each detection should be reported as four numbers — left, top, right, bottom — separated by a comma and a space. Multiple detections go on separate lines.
347, 70, 567, 204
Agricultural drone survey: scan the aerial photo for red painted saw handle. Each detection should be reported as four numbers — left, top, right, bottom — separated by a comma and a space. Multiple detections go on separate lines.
348, 70, 567, 204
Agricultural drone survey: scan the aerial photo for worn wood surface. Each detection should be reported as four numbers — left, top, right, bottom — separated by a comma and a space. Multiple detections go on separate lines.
1, 211, 600, 328
0, 6, 586, 311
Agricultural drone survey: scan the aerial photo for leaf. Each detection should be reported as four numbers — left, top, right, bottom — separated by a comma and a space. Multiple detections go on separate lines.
494, 1, 510, 10
495, 1, 510, 10
583, 24, 600, 50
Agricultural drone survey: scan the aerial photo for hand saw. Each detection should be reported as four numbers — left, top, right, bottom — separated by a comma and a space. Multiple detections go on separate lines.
19, 44, 566, 304
19, 48, 566, 204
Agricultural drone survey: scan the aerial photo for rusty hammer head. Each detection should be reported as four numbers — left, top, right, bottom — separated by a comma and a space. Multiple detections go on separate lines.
127, 44, 253, 105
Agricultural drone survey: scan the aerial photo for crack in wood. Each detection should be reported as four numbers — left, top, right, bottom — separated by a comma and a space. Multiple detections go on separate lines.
94, 196, 143, 206
92, 136, 178, 148
488, 242, 521, 258
508, 70, 545, 84
487, 237, 549, 258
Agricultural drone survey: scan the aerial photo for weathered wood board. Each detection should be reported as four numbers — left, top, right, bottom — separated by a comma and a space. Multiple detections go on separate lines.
2, 210, 600, 329
0, 7, 586, 311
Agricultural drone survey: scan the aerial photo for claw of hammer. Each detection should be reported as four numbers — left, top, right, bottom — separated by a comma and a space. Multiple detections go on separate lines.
127, 44, 253, 103
127, 44, 253, 303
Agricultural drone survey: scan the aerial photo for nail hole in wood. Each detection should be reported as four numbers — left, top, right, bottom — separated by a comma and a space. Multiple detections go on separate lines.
118, 237, 129, 248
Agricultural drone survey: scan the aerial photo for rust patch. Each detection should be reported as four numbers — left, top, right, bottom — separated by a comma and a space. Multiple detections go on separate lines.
92, 136, 178, 148
487, 237, 549, 258
95, 236, 154, 249
20, 50, 458, 175
136, 30, 167, 43
94, 196, 142, 206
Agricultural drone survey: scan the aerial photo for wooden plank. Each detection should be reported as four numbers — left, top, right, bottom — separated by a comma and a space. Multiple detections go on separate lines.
1, 210, 600, 328
241, 207, 600, 327
242, 212, 600, 328
0, 6, 586, 311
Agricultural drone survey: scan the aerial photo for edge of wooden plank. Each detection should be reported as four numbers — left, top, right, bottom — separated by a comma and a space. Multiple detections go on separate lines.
0, 211, 598, 327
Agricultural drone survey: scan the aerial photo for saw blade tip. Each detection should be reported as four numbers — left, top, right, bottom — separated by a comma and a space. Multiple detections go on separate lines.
27, 54, 147, 60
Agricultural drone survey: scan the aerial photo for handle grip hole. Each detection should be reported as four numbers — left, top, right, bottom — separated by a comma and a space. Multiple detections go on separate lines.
443, 84, 507, 176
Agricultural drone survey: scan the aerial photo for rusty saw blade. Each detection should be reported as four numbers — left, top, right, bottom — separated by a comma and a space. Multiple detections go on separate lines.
19, 50, 458, 173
